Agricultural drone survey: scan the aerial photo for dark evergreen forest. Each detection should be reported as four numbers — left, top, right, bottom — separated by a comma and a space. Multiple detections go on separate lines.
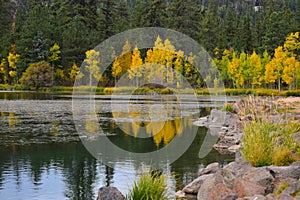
0, 0, 299, 87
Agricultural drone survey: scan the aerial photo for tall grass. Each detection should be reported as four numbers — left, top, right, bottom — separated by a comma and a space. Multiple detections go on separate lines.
242, 121, 300, 167
126, 171, 168, 200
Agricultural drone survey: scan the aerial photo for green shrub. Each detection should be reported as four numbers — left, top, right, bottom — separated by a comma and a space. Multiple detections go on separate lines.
159, 88, 173, 94
126, 171, 167, 200
221, 103, 234, 112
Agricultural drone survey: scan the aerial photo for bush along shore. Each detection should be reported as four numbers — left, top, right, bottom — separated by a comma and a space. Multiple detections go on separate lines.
177, 96, 300, 200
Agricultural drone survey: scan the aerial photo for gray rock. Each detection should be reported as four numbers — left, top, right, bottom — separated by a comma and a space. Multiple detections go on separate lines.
233, 178, 266, 197
97, 186, 125, 200
278, 192, 295, 200
175, 190, 198, 200
242, 168, 275, 193
183, 174, 214, 194
210, 109, 227, 125
199, 162, 221, 176
267, 162, 300, 180
265, 193, 276, 200
175, 190, 186, 198
224, 157, 254, 177
197, 172, 237, 200
237, 195, 267, 200
193, 116, 209, 126
284, 182, 300, 196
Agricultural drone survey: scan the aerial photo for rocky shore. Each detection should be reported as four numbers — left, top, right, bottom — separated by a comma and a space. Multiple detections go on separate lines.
96, 97, 300, 200
176, 97, 300, 200
175, 158, 300, 200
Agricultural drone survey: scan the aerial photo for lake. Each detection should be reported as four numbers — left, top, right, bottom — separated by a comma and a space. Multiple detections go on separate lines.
0, 91, 235, 200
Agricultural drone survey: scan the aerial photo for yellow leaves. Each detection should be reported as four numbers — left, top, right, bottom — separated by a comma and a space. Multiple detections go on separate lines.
84, 49, 101, 82
9, 70, 16, 77
282, 57, 299, 85
112, 40, 132, 79
69, 63, 83, 81
48, 43, 61, 62
0, 59, 6, 74
228, 54, 239, 75
7, 52, 20, 69
249, 51, 263, 86
55, 68, 65, 79
284, 32, 300, 56
128, 46, 143, 82
112, 58, 122, 78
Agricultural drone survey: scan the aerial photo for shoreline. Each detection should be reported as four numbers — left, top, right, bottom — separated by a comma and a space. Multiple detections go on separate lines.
176, 96, 300, 199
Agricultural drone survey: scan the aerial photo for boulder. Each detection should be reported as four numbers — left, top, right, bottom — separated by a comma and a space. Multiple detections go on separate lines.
210, 109, 227, 125
197, 172, 237, 200
237, 195, 267, 200
277, 193, 295, 200
242, 168, 275, 193
267, 162, 300, 180
97, 186, 125, 200
265, 193, 276, 200
183, 174, 214, 194
233, 178, 265, 197
224, 157, 254, 177
199, 162, 221, 176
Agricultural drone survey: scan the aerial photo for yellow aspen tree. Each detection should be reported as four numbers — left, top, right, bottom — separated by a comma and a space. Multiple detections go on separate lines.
184, 52, 202, 87
69, 63, 84, 82
174, 50, 184, 88
7, 52, 20, 84
264, 46, 286, 90
249, 51, 263, 87
265, 62, 277, 86
163, 39, 176, 83
152, 35, 164, 64
48, 43, 61, 85
119, 40, 132, 76
238, 52, 248, 88
284, 32, 300, 58
228, 51, 243, 88
282, 56, 298, 89
153, 36, 166, 84
128, 46, 143, 87
48, 43, 61, 63
283, 32, 300, 89
144, 49, 154, 82
0, 59, 7, 84
84, 49, 101, 87
112, 58, 122, 84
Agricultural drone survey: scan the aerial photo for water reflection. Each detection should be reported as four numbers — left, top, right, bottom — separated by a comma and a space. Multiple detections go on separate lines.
0, 133, 234, 200
0, 93, 235, 199
0, 143, 98, 200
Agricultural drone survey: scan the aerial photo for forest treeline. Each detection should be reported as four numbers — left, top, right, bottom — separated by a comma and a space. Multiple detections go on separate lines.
0, 0, 300, 89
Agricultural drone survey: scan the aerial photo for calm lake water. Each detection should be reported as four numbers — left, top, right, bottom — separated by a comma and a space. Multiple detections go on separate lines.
0, 91, 235, 200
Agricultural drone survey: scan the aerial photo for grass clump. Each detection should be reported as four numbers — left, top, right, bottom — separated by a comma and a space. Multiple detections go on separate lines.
273, 147, 296, 166
127, 171, 167, 200
242, 121, 275, 166
242, 121, 300, 167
